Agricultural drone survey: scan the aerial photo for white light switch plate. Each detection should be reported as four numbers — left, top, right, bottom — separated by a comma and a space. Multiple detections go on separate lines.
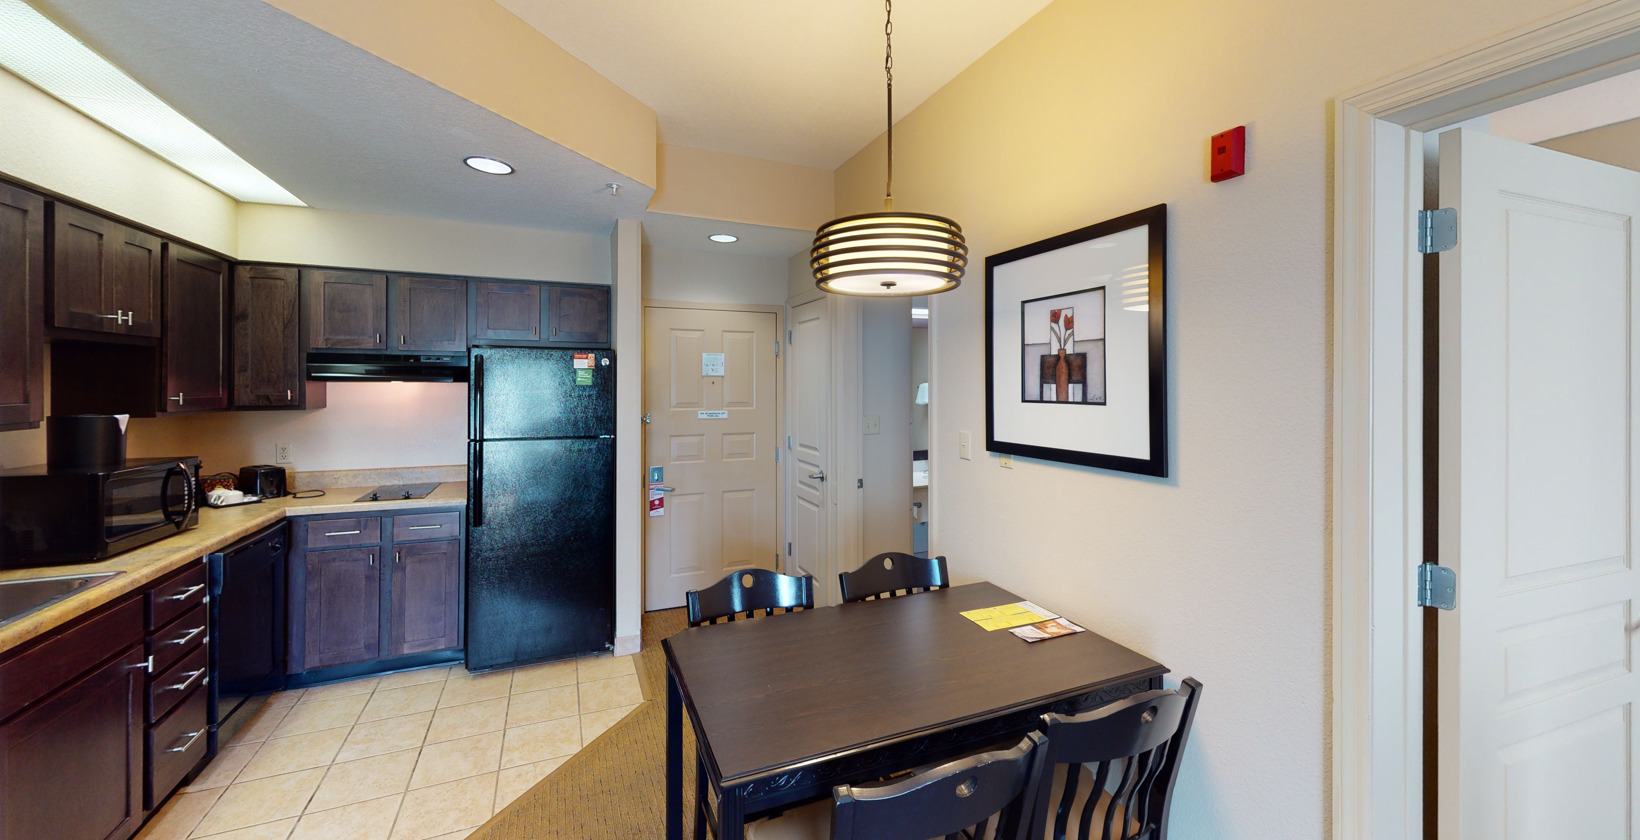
864, 415, 881, 435
958, 430, 972, 460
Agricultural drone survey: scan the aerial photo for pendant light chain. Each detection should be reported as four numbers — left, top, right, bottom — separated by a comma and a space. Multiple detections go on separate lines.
885, 0, 894, 211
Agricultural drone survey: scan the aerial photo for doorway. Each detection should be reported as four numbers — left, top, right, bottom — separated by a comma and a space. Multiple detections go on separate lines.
911, 297, 930, 556
784, 297, 831, 589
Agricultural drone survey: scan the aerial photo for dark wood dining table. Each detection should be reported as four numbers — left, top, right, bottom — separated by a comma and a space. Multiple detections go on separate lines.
663, 581, 1167, 840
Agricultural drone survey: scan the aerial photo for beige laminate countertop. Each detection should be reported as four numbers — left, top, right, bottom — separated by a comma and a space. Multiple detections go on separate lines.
0, 483, 467, 655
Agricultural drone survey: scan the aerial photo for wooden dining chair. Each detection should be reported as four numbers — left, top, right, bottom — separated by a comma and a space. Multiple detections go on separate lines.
1029, 678, 1203, 840
832, 732, 1048, 840
685, 568, 816, 628
838, 552, 950, 603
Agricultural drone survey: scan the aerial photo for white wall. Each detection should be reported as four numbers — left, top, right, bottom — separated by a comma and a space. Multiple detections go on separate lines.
643, 246, 788, 305
860, 299, 912, 554
611, 220, 644, 651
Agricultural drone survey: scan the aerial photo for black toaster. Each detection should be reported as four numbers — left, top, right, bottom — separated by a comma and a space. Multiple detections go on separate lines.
238, 465, 287, 498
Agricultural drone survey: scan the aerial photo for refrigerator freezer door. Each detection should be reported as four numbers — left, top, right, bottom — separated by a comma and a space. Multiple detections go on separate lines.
470, 347, 615, 440
466, 437, 615, 669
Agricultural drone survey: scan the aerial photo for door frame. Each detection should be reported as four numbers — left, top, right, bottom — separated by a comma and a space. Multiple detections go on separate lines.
639, 299, 786, 610
1333, 3, 1640, 838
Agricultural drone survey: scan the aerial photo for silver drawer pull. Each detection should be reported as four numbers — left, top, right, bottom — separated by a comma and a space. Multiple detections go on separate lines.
406, 524, 443, 530
163, 584, 205, 601
167, 729, 206, 753
167, 626, 206, 646
127, 655, 154, 673
324, 529, 362, 536
166, 669, 206, 693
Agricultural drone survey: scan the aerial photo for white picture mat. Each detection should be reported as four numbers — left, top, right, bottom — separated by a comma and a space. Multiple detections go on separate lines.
991, 224, 1151, 460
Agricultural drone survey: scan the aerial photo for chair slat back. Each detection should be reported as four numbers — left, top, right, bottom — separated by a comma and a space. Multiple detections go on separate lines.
838, 553, 950, 603
1032, 678, 1202, 840
686, 568, 816, 627
833, 732, 1047, 840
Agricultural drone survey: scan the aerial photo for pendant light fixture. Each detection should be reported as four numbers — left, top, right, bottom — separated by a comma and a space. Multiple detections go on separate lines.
811, 0, 967, 297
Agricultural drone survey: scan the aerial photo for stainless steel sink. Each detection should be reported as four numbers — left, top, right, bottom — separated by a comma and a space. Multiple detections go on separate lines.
0, 572, 122, 627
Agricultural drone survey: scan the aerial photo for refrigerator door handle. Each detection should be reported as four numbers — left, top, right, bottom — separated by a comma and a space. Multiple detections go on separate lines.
471, 353, 485, 440
470, 440, 484, 528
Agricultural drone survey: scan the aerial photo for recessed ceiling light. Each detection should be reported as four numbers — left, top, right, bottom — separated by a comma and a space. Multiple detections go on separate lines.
463, 156, 514, 175
708, 234, 739, 244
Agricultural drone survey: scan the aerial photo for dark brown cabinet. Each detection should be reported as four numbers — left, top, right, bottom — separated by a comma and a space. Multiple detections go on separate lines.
547, 284, 610, 345
0, 184, 45, 431
472, 280, 542, 343
50, 202, 161, 338
392, 275, 467, 352
390, 539, 462, 656
300, 546, 383, 670
305, 269, 387, 350
233, 265, 325, 410
161, 244, 229, 412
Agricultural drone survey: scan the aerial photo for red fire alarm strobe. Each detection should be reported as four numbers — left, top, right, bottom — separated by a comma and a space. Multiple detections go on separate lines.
1211, 126, 1246, 182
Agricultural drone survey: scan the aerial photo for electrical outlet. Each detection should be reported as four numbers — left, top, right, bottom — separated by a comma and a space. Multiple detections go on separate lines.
274, 443, 293, 465
1000, 454, 1014, 469
958, 430, 972, 460
863, 415, 881, 435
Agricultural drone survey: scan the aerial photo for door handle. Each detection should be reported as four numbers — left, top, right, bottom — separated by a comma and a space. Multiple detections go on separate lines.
653, 486, 675, 493
808, 471, 826, 481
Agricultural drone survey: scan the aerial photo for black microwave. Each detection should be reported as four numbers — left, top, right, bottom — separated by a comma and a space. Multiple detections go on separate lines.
0, 457, 201, 568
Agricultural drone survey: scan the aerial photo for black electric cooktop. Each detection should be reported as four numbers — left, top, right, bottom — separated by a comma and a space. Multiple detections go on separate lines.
354, 483, 441, 503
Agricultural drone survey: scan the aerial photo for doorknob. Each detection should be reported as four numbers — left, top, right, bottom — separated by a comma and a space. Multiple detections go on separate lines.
654, 486, 676, 493
808, 471, 826, 481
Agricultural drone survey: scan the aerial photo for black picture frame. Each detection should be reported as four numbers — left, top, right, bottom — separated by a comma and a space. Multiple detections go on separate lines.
984, 204, 1168, 476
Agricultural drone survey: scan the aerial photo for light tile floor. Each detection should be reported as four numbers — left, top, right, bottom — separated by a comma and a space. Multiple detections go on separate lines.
135, 652, 643, 840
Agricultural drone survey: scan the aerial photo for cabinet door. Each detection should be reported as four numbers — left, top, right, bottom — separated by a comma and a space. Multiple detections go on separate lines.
472, 281, 542, 344
0, 185, 44, 430
302, 547, 382, 669
392, 276, 467, 352
0, 646, 145, 840
233, 265, 304, 408
50, 202, 116, 332
546, 284, 610, 345
389, 539, 461, 656
161, 244, 229, 412
111, 226, 162, 338
305, 270, 387, 350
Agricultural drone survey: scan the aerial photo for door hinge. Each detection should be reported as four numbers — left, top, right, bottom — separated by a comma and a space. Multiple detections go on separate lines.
1417, 563, 1457, 610
856, 478, 863, 489
786, 435, 793, 450
775, 552, 781, 572
774, 338, 780, 357
642, 413, 651, 424
787, 329, 793, 344
1418, 208, 1457, 254
786, 542, 792, 556
774, 447, 780, 464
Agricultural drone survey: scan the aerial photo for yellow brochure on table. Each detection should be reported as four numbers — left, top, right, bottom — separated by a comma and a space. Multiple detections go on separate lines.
959, 600, 1058, 631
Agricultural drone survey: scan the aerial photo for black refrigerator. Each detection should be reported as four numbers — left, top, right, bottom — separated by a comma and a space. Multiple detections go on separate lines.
467, 347, 616, 671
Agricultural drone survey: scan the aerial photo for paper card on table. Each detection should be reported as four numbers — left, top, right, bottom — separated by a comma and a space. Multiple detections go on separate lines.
1008, 618, 1087, 642
960, 600, 1058, 631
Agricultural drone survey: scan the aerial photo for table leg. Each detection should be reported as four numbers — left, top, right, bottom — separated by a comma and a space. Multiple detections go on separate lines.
667, 668, 683, 840
718, 784, 747, 840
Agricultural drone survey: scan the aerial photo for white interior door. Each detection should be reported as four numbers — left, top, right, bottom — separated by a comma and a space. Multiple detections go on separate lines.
1438, 127, 1640, 840
642, 306, 780, 610
786, 298, 831, 593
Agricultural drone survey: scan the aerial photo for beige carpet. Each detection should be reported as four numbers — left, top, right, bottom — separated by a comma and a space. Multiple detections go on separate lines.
470, 608, 693, 839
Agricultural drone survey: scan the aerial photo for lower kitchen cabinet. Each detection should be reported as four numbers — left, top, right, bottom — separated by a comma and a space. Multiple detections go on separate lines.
287, 508, 464, 677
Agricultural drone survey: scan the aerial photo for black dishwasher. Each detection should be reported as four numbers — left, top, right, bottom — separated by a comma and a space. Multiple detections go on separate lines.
206, 521, 288, 753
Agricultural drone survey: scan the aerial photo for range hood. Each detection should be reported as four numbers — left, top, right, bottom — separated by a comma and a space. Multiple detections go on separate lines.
305, 352, 469, 383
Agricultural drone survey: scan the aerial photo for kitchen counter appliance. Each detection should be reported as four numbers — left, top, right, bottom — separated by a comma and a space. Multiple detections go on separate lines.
467, 348, 615, 670
205, 521, 288, 753
238, 465, 287, 498
0, 457, 201, 568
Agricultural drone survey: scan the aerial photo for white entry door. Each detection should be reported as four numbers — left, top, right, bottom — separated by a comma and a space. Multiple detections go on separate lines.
786, 299, 831, 595
1438, 128, 1640, 839
643, 306, 780, 610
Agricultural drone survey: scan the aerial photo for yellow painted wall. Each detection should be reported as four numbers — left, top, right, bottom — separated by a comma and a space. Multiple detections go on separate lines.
832, 0, 1591, 835
649, 144, 834, 232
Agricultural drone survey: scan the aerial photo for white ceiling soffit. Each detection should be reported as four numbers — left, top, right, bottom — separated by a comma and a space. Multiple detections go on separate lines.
31, 0, 653, 233
641, 212, 814, 260
495, 0, 1055, 169
1490, 65, 1640, 144
0, 0, 302, 205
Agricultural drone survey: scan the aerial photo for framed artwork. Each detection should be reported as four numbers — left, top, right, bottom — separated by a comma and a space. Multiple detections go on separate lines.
984, 204, 1167, 476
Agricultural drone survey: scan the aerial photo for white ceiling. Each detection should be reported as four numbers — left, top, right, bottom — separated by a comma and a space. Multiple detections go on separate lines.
494, 0, 1055, 169
641, 211, 813, 258
31, 0, 654, 233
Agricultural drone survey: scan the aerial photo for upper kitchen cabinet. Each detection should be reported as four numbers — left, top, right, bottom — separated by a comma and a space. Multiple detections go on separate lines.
160, 244, 229, 413
471, 280, 542, 344
546, 284, 610, 346
49, 202, 161, 339
233, 265, 325, 410
392, 275, 466, 352
0, 184, 45, 431
305, 269, 387, 350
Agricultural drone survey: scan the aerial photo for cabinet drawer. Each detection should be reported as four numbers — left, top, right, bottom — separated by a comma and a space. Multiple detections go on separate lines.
148, 563, 207, 631
147, 685, 207, 809
0, 597, 143, 721
149, 643, 207, 723
307, 517, 382, 548
392, 511, 462, 542
148, 604, 208, 675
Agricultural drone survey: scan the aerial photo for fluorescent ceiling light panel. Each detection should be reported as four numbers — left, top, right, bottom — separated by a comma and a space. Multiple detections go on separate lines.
0, 0, 304, 205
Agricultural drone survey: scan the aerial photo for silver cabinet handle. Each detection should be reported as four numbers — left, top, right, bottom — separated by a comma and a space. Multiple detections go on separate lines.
167, 728, 206, 753
127, 656, 155, 673
324, 530, 362, 537
164, 584, 205, 601
167, 626, 205, 646
100, 312, 123, 321
406, 524, 442, 530
368, 553, 375, 566
287, 389, 293, 401
122, 310, 133, 325
166, 668, 206, 693
394, 551, 401, 564
168, 392, 185, 405
376, 333, 382, 343
808, 471, 826, 481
